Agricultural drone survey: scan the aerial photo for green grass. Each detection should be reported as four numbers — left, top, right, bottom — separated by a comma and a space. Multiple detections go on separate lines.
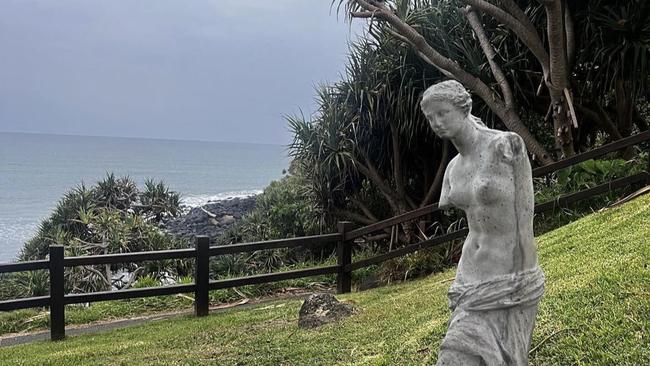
1, 194, 649, 365
0, 264, 336, 336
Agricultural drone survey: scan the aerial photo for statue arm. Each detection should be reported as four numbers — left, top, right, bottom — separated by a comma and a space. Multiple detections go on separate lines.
495, 131, 538, 268
438, 156, 456, 209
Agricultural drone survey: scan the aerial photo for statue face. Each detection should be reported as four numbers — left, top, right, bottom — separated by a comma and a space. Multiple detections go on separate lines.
422, 100, 466, 139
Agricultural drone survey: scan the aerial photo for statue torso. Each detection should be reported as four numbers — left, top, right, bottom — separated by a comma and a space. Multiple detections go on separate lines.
442, 130, 537, 285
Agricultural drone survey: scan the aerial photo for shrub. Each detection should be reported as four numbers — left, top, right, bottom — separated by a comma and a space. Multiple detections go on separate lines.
533, 152, 649, 234
138, 179, 181, 221
2, 173, 187, 300
212, 172, 323, 278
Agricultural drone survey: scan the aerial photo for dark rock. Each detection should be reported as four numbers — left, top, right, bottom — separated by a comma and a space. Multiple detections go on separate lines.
162, 196, 257, 242
298, 293, 356, 329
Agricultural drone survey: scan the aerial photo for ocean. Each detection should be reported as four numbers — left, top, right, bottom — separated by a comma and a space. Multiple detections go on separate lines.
0, 132, 290, 262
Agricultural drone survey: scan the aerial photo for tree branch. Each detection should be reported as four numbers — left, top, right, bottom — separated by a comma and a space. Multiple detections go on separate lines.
353, 157, 400, 212
564, 2, 576, 71
389, 121, 406, 203
351, 0, 553, 164
385, 27, 453, 77
540, 0, 568, 92
593, 101, 624, 139
499, 0, 535, 30
350, 11, 376, 18
353, 0, 497, 105
462, 6, 515, 108
350, 197, 379, 222
462, 0, 550, 80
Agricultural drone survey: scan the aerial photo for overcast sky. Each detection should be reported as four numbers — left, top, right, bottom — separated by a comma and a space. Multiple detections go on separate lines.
0, 1, 360, 145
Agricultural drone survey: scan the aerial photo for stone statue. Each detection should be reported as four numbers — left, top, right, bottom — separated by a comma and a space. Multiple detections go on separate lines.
420, 80, 545, 366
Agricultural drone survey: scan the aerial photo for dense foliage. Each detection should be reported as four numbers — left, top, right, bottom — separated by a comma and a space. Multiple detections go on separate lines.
212, 172, 329, 278
3, 193, 648, 365
289, 0, 650, 229
1, 174, 186, 300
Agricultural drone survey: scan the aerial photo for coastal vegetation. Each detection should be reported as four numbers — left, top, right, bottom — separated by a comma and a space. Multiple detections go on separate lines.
0, 171, 338, 328
288, 0, 650, 231
2, 0, 649, 349
1, 174, 187, 300
283, 0, 650, 281
2, 193, 648, 365
338, 0, 649, 160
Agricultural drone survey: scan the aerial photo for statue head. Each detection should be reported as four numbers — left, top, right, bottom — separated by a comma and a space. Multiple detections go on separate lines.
420, 80, 473, 139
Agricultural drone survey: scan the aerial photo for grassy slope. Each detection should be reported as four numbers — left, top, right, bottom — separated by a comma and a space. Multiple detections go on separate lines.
1, 195, 649, 366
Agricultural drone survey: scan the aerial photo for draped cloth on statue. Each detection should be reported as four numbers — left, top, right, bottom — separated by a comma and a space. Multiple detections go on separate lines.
437, 267, 545, 366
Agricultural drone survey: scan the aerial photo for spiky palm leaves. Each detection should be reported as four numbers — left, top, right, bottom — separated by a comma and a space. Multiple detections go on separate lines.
289, 14, 449, 230
138, 179, 181, 221
573, 0, 650, 143
576, 0, 650, 100
8, 174, 185, 298
93, 173, 138, 210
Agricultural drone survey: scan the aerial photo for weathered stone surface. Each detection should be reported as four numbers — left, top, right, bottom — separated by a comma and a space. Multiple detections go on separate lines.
298, 293, 356, 329
162, 196, 257, 241
420, 80, 544, 365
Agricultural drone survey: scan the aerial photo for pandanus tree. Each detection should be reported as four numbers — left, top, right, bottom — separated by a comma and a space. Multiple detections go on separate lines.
340, 0, 566, 162
495, 0, 650, 149
14, 174, 186, 295
289, 0, 650, 231
571, 0, 650, 144
340, 0, 650, 160
289, 35, 450, 230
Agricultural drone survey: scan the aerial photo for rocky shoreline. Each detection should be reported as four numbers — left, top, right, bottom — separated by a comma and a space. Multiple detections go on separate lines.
162, 196, 257, 242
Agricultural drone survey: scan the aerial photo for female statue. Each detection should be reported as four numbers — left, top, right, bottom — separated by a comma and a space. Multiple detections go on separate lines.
420, 80, 544, 366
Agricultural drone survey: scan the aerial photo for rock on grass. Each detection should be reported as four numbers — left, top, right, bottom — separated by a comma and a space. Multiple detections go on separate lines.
298, 293, 356, 329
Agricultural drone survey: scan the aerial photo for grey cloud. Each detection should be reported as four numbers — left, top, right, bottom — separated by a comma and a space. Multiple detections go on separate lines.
0, 0, 361, 144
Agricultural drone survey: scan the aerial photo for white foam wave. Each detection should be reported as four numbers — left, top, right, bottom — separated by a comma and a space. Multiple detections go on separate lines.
0, 218, 38, 262
181, 190, 262, 208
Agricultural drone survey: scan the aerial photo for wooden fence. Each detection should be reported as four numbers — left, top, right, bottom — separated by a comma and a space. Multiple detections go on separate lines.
1, 130, 649, 341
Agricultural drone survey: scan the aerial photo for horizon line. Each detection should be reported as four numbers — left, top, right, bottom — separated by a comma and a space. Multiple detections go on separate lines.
0, 130, 288, 147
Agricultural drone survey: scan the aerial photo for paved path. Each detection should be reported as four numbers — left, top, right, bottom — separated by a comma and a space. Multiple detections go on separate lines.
0, 291, 321, 348
0, 309, 191, 347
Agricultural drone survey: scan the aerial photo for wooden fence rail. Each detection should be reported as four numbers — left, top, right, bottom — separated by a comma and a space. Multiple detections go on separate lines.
1, 131, 649, 341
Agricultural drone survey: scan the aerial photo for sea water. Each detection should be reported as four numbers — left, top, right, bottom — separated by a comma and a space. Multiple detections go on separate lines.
0, 132, 290, 262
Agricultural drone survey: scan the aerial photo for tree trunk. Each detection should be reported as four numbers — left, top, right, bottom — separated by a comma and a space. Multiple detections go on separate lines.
549, 88, 575, 158
615, 79, 634, 138
615, 79, 635, 158
543, 0, 575, 158
499, 108, 554, 165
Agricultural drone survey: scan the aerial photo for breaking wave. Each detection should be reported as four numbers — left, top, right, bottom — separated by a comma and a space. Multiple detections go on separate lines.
181, 190, 262, 208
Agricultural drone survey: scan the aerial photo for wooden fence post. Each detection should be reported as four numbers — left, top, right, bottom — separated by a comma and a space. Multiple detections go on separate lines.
194, 236, 210, 317
49, 245, 65, 341
337, 221, 353, 294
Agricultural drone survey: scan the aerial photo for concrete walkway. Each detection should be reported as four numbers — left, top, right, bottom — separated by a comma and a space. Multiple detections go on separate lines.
0, 291, 321, 348
0, 310, 186, 347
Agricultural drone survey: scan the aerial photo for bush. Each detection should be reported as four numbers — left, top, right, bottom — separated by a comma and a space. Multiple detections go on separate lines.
137, 179, 181, 221
242, 173, 320, 241
211, 172, 326, 279
533, 152, 649, 234
2, 173, 187, 300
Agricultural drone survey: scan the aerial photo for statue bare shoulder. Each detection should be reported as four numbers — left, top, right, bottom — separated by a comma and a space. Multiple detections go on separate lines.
488, 131, 527, 163
439, 132, 527, 209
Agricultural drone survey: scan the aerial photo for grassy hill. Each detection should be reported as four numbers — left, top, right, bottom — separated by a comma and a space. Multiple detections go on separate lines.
1, 194, 649, 365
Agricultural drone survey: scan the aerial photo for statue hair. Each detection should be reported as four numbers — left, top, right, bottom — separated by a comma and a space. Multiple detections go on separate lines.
420, 80, 487, 128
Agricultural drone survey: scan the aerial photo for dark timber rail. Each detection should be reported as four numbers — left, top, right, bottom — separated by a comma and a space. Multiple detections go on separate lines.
1, 130, 649, 341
